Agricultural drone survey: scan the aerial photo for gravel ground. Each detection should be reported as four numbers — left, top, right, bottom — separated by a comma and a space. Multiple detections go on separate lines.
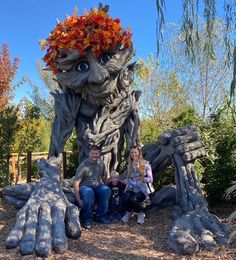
0, 198, 236, 260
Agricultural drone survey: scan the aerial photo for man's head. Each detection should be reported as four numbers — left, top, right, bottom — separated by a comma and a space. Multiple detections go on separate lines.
88, 145, 101, 163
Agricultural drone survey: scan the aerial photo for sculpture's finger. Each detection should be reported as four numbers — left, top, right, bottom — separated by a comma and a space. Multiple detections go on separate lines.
171, 125, 196, 138
201, 215, 229, 244
191, 215, 217, 250
182, 148, 206, 162
3, 195, 27, 209
172, 132, 200, 147
211, 213, 232, 236
65, 204, 82, 239
20, 204, 39, 255
2, 182, 34, 209
51, 202, 68, 253
200, 229, 216, 250
6, 207, 26, 249
175, 140, 204, 154
35, 203, 52, 257
168, 229, 199, 255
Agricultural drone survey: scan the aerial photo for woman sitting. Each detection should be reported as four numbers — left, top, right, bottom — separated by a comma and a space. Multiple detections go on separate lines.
121, 146, 153, 224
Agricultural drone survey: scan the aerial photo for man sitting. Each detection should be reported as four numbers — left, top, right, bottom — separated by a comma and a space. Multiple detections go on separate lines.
73, 145, 112, 229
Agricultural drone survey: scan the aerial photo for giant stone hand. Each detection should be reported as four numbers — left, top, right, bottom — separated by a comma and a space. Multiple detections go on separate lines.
143, 125, 231, 254
5, 156, 81, 257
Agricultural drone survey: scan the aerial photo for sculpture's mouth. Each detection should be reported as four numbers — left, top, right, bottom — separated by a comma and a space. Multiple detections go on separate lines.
86, 75, 118, 98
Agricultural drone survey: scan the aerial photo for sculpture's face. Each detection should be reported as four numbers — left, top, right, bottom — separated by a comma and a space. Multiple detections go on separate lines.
55, 46, 135, 106
40, 8, 134, 106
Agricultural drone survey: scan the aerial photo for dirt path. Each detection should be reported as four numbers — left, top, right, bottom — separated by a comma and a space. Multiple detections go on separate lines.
0, 198, 236, 259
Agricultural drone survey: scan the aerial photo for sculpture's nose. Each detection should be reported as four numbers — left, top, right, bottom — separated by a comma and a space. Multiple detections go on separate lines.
88, 53, 109, 84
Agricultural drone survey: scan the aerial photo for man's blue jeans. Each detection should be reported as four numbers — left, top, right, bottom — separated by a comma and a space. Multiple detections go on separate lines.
80, 184, 111, 223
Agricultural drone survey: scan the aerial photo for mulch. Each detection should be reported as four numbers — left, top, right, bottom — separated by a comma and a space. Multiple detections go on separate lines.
0, 198, 236, 260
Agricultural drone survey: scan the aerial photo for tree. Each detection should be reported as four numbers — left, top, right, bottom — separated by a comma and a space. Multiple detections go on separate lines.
156, 1, 234, 62
137, 21, 231, 121
0, 43, 19, 111
136, 54, 190, 131
156, 0, 236, 117
13, 99, 47, 183
0, 43, 21, 186
174, 20, 231, 119
27, 61, 58, 121
0, 106, 19, 186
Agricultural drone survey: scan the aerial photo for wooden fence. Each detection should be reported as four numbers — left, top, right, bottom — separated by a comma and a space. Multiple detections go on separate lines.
7, 151, 70, 184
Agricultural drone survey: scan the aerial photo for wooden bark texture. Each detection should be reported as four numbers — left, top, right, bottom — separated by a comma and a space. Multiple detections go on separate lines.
4, 157, 81, 257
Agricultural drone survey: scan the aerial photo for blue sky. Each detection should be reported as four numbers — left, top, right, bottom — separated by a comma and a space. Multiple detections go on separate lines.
0, 0, 225, 104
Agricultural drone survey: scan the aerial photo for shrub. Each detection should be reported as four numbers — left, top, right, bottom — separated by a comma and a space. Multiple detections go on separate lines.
201, 116, 236, 204
0, 106, 19, 187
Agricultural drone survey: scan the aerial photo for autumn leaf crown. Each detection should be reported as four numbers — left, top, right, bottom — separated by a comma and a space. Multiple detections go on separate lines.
40, 6, 132, 73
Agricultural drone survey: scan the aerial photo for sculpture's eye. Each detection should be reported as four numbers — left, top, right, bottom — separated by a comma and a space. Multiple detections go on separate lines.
77, 61, 89, 72
100, 53, 111, 64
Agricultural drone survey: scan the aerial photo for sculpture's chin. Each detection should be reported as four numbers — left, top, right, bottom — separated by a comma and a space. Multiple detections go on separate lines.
83, 89, 118, 107
80, 94, 112, 107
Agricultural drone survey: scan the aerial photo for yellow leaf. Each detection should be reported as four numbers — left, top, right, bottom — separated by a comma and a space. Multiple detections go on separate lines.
39, 40, 47, 46
74, 6, 79, 15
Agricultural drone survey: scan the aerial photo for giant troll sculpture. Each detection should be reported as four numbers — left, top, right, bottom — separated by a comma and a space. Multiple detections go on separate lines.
3, 4, 230, 257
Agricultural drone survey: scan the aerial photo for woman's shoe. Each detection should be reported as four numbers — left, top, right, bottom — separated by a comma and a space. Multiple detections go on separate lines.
137, 212, 145, 225
121, 211, 132, 223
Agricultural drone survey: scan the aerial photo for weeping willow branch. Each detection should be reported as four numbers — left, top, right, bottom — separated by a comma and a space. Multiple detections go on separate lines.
156, 0, 236, 119
156, 0, 166, 55
155, 0, 235, 63
228, 46, 236, 124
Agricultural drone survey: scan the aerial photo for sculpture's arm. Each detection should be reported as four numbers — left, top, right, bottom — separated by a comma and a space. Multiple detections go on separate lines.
141, 125, 231, 255
123, 90, 142, 151
48, 89, 81, 158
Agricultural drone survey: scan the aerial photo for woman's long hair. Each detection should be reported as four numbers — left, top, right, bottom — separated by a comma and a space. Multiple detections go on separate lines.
127, 147, 145, 182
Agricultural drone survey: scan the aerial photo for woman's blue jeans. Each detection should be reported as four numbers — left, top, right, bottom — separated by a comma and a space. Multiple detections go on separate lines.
80, 184, 111, 223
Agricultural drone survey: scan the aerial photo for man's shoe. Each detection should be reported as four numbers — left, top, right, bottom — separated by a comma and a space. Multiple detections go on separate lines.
82, 222, 92, 229
121, 211, 132, 223
94, 216, 113, 224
